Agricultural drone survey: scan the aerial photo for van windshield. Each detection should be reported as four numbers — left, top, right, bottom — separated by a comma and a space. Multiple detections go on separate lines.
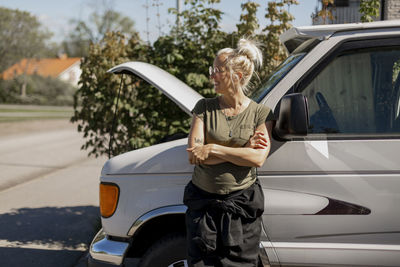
250, 52, 306, 103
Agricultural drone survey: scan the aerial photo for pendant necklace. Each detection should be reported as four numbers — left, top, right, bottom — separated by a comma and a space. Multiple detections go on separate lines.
220, 98, 239, 138
225, 114, 233, 137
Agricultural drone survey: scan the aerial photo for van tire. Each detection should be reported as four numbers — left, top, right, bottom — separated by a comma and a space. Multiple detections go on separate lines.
138, 233, 187, 267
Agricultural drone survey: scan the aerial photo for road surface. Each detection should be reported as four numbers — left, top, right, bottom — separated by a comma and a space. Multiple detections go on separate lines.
0, 119, 107, 266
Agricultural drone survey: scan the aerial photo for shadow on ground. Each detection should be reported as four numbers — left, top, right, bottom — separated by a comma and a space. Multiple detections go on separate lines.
1, 247, 83, 267
0, 206, 100, 267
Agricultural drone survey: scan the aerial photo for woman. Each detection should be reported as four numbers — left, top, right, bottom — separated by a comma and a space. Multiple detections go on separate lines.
185, 38, 274, 267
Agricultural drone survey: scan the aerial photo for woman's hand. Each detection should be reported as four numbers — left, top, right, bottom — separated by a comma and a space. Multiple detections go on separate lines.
246, 131, 268, 149
187, 144, 213, 165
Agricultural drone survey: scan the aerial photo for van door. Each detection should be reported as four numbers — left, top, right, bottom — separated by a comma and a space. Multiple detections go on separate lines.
259, 37, 400, 266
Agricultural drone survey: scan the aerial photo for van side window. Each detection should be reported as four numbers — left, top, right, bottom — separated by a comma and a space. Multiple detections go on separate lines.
301, 45, 400, 135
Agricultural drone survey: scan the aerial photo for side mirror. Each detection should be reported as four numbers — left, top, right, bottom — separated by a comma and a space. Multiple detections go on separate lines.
274, 93, 309, 139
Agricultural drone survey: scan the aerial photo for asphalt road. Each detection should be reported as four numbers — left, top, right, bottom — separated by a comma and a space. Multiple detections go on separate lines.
0, 119, 107, 267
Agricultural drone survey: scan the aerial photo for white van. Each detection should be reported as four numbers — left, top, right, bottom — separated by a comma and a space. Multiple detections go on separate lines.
88, 20, 400, 267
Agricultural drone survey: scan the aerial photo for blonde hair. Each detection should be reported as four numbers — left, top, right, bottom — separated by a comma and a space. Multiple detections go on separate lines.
216, 38, 263, 95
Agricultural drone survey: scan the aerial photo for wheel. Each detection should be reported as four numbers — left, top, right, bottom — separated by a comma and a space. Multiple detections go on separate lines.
138, 233, 188, 267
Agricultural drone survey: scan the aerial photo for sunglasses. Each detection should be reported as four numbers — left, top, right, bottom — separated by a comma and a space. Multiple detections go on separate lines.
209, 66, 226, 76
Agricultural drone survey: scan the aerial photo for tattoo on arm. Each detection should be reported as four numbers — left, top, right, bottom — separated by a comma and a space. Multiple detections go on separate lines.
194, 138, 203, 145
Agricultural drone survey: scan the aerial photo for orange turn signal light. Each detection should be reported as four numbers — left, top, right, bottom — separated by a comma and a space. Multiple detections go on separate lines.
100, 183, 119, 218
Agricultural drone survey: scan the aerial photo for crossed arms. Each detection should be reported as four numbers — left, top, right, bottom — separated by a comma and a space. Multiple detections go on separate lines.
187, 115, 272, 168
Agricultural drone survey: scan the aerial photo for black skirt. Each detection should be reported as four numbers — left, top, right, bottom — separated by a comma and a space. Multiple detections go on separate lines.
183, 180, 264, 267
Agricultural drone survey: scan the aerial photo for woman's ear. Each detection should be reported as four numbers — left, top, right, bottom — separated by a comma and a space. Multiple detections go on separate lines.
235, 72, 243, 81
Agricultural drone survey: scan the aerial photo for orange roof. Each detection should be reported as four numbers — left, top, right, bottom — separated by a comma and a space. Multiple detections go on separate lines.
1, 57, 81, 80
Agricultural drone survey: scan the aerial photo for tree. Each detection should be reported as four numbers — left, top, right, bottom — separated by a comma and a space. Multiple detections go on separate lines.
71, 32, 135, 157
0, 74, 75, 105
0, 7, 51, 72
72, 0, 298, 157
63, 3, 137, 57
166, 0, 229, 96
72, 0, 229, 157
262, 0, 298, 76
312, 0, 335, 25
236, 2, 260, 36
0, 7, 53, 97
359, 0, 380, 22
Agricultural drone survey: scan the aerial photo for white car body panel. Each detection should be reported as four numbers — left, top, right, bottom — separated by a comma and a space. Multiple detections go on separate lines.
101, 172, 189, 237
101, 138, 192, 237
280, 20, 400, 49
102, 138, 192, 175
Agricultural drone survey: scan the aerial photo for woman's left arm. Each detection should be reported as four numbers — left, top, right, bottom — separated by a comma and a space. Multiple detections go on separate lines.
189, 121, 273, 167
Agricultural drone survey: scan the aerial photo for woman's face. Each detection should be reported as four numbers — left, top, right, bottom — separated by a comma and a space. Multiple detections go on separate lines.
211, 54, 232, 94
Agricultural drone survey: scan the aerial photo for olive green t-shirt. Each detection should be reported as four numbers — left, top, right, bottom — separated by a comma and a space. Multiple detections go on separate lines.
191, 97, 273, 195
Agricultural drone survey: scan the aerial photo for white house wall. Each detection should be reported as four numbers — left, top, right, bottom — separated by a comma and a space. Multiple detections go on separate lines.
58, 61, 82, 87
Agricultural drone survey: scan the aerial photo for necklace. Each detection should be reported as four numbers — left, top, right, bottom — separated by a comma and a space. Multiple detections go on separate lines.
219, 97, 247, 138
223, 111, 234, 137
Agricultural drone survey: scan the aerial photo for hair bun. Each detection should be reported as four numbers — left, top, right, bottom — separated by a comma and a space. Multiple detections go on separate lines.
237, 38, 263, 69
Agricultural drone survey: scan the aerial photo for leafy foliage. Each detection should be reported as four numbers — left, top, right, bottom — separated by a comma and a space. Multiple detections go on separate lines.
0, 7, 52, 72
360, 0, 380, 22
63, 5, 137, 57
262, 0, 299, 75
237, 2, 260, 36
71, 32, 134, 156
311, 0, 335, 25
0, 7, 71, 101
0, 75, 75, 105
72, 0, 297, 157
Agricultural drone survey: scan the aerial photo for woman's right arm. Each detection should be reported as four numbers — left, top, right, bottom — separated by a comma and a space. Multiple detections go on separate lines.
187, 115, 225, 165
188, 115, 204, 163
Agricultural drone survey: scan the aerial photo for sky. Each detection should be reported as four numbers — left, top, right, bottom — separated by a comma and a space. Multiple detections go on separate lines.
0, 0, 319, 44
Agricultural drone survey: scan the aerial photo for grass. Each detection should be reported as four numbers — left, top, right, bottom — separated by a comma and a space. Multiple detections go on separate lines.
0, 104, 73, 122
0, 109, 71, 113
0, 116, 72, 122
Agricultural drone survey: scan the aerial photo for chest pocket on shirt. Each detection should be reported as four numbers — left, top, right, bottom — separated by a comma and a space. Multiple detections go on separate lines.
239, 124, 254, 141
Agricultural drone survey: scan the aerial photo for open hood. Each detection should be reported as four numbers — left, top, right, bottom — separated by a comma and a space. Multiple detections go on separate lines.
108, 61, 204, 116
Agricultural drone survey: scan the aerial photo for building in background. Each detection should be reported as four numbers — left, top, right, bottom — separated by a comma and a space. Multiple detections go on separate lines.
1, 55, 81, 87
313, 0, 400, 25
383, 0, 400, 20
